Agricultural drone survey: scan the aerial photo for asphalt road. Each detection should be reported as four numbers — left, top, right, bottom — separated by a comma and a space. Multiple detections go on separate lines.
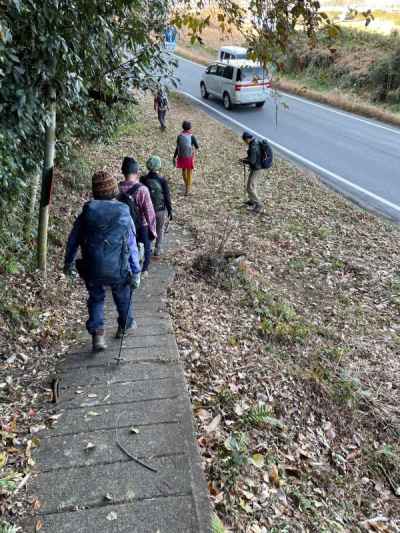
175, 56, 400, 222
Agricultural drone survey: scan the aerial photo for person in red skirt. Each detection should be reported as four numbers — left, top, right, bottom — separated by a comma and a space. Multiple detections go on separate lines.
173, 121, 199, 196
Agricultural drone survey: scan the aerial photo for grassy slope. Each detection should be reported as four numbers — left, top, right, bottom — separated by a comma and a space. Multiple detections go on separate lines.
84, 94, 400, 531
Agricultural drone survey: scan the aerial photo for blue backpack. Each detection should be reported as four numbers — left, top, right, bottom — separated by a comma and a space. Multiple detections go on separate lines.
80, 200, 132, 284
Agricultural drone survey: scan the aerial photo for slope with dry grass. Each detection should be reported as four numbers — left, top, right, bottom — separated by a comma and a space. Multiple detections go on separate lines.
117, 94, 399, 532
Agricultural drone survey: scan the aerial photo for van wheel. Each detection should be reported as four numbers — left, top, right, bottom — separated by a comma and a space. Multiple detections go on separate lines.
256, 101, 265, 108
223, 92, 232, 110
200, 83, 209, 99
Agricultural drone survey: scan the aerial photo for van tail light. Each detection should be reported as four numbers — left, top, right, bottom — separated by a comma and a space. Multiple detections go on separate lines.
234, 84, 241, 91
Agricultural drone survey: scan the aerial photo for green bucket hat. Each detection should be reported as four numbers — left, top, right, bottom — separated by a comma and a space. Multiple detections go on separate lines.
146, 155, 161, 172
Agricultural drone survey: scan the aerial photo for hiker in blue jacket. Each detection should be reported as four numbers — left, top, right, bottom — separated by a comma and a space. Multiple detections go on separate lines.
64, 170, 141, 352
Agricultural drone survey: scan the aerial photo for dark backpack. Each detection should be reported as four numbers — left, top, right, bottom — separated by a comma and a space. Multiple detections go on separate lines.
117, 183, 142, 234
80, 200, 132, 284
158, 93, 168, 111
259, 139, 273, 169
145, 175, 165, 212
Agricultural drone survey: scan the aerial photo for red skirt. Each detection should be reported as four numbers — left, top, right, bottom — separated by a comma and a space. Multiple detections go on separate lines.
176, 156, 195, 169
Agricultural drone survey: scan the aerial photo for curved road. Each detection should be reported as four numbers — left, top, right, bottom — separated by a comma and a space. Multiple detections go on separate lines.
175, 56, 400, 222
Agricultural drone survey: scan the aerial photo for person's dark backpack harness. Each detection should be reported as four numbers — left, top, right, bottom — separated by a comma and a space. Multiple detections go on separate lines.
158, 94, 168, 111
118, 183, 142, 234
259, 139, 273, 169
145, 175, 165, 212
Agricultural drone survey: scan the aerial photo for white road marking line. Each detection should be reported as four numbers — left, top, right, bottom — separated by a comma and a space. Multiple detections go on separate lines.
179, 90, 400, 215
282, 92, 400, 136
176, 55, 400, 136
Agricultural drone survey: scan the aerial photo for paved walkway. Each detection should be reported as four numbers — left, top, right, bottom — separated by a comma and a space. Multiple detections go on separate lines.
27, 257, 210, 532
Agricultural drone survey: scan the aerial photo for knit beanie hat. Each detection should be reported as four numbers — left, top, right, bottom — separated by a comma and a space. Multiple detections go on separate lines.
146, 155, 161, 172
121, 156, 139, 176
92, 170, 118, 199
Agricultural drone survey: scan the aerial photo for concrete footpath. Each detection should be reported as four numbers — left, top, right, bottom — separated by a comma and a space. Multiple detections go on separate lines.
26, 260, 210, 532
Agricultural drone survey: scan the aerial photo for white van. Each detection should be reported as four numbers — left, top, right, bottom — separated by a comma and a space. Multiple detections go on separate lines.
200, 60, 270, 110
218, 46, 248, 62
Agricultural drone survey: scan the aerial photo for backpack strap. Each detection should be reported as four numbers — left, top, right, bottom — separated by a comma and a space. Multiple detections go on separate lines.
127, 183, 142, 197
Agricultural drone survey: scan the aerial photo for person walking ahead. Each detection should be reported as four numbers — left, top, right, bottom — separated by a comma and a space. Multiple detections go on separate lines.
173, 120, 199, 196
118, 157, 157, 277
241, 131, 263, 213
154, 88, 169, 131
64, 171, 141, 352
141, 155, 172, 258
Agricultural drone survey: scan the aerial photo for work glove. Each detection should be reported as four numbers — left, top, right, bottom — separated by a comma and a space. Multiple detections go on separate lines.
130, 272, 141, 290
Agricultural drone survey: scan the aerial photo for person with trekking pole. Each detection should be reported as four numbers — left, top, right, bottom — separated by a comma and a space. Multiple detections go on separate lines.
63, 171, 141, 353
141, 155, 172, 258
118, 157, 157, 278
154, 88, 170, 131
240, 131, 273, 214
173, 120, 199, 196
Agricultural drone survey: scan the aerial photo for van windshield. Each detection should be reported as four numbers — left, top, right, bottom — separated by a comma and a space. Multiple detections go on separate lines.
237, 66, 266, 82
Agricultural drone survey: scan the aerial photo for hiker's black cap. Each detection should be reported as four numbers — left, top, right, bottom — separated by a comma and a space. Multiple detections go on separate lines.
242, 131, 253, 141
121, 156, 139, 176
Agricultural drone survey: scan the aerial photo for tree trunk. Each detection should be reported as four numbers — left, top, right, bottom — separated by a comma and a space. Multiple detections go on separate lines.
37, 88, 56, 273
24, 168, 40, 242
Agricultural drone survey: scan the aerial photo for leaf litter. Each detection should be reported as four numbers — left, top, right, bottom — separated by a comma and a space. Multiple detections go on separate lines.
3, 93, 397, 531
117, 95, 400, 531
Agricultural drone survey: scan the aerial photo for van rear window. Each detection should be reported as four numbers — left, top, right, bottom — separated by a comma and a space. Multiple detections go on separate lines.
237, 66, 266, 82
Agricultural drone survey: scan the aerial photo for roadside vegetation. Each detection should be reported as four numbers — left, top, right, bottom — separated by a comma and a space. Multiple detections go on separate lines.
129, 94, 399, 532
73, 93, 400, 531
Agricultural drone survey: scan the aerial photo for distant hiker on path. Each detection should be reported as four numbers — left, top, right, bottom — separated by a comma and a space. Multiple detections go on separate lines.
141, 155, 172, 258
154, 88, 169, 131
241, 131, 273, 213
118, 157, 157, 277
64, 171, 141, 352
173, 120, 199, 196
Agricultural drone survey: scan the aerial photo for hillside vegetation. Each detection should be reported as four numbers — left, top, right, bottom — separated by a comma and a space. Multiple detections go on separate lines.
285, 28, 400, 112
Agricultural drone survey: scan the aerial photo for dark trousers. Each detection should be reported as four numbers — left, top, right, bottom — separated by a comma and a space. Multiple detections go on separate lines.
158, 109, 167, 129
137, 225, 151, 272
85, 280, 133, 335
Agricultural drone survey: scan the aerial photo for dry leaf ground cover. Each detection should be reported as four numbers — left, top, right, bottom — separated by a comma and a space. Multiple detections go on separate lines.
125, 95, 399, 532
3, 93, 399, 532
0, 156, 98, 527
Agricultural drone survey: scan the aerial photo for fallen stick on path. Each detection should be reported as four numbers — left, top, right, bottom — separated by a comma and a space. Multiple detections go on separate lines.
115, 412, 157, 473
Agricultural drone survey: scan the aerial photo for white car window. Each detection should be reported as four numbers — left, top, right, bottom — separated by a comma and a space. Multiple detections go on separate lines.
207, 65, 218, 75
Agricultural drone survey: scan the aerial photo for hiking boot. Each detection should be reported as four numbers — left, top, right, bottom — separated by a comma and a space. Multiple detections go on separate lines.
244, 200, 255, 206
115, 320, 137, 339
92, 332, 106, 352
253, 204, 263, 213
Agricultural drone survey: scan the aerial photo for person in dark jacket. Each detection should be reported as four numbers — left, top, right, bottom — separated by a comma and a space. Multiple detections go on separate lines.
141, 155, 172, 257
64, 171, 141, 352
154, 88, 170, 131
173, 120, 199, 196
241, 131, 263, 213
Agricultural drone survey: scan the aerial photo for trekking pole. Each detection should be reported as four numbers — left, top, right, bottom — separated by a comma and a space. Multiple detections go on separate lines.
115, 286, 134, 365
243, 161, 247, 202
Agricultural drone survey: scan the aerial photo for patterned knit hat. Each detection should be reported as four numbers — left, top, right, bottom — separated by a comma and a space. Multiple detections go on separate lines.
92, 170, 118, 199
146, 155, 161, 172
